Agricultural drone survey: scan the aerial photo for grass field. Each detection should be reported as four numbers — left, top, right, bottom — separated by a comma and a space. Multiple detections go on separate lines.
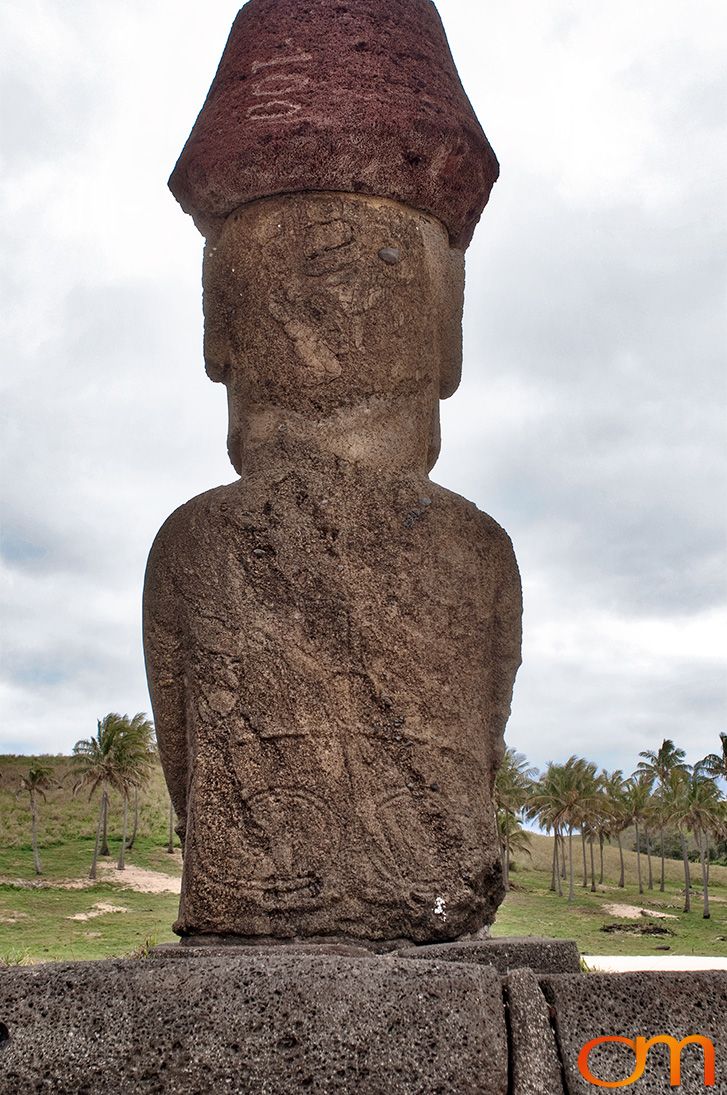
492, 833, 727, 958
0, 754, 181, 962
2, 754, 726, 963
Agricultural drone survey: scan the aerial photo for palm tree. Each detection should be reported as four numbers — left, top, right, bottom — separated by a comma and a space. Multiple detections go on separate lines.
636, 739, 690, 892
16, 765, 55, 875
73, 713, 153, 879
527, 763, 570, 897
568, 757, 599, 901
582, 808, 599, 892
528, 757, 597, 903
73, 714, 124, 878
495, 809, 533, 876
622, 776, 653, 895
586, 768, 622, 892
677, 771, 724, 918
651, 791, 675, 892
661, 768, 694, 912
114, 714, 156, 871
593, 775, 609, 886
494, 748, 537, 892
693, 739, 726, 884
698, 733, 727, 783
598, 769, 627, 887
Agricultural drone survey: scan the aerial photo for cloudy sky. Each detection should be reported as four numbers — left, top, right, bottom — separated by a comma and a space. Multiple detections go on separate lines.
1, 0, 725, 776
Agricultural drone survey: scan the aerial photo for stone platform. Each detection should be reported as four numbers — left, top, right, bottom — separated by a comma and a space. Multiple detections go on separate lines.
1, 941, 724, 1093
151, 934, 581, 975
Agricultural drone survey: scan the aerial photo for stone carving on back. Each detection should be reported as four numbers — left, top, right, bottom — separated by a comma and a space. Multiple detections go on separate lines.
144, 0, 522, 945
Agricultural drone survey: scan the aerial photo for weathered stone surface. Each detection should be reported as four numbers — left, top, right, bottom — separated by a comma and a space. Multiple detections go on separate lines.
169, 0, 498, 247
0, 955, 509, 1094
542, 972, 727, 1093
151, 941, 376, 958
144, 191, 522, 944
505, 969, 565, 1095
396, 937, 582, 975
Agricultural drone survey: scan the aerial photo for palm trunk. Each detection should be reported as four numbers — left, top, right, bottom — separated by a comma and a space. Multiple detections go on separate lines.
646, 827, 653, 890
496, 811, 507, 891
681, 832, 691, 913
568, 827, 575, 903
167, 798, 175, 854
117, 794, 128, 870
617, 832, 625, 888
127, 787, 139, 850
89, 791, 107, 880
598, 833, 604, 885
635, 821, 643, 894
589, 836, 596, 892
100, 786, 110, 857
699, 831, 710, 919
30, 792, 42, 875
553, 830, 563, 897
660, 826, 666, 893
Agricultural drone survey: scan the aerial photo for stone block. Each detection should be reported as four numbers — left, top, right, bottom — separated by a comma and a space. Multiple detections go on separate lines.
151, 940, 376, 958
396, 936, 582, 975
505, 968, 565, 1095
0, 954, 509, 1094
542, 971, 727, 1093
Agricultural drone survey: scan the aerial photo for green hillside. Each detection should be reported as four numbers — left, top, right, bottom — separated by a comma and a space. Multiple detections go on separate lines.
492, 831, 727, 959
0, 754, 172, 849
0, 754, 181, 962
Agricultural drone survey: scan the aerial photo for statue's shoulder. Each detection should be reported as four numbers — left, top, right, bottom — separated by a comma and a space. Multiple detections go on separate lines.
147, 482, 239, 566
428, 482, 517, 551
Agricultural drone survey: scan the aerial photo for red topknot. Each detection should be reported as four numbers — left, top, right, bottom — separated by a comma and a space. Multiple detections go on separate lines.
169, 0, 498, 249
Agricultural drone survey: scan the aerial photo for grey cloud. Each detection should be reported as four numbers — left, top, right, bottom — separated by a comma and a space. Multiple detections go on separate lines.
2, 274, 229, 579
0, 70, 104, 169
435, 166, 727, 622
508, 652, 726, 776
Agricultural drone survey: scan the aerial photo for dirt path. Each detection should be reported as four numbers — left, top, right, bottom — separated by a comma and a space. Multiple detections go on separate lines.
97, 863, 181, 894
0, 855, 181, 896
601, 902, 677, 920
67, 902, 129, 922
0, 876, 92, 891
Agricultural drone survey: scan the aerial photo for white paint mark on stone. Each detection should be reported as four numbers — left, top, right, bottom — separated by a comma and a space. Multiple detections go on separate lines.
249, 46, 313, 122
252, 53, 313, 74
247, 101, 302, 121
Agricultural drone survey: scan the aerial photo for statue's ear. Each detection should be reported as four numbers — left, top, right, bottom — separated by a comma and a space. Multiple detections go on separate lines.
439, 247, 465, 400
203, 237, 234, 384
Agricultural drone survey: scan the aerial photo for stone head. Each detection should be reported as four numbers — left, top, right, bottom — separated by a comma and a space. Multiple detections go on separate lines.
203, 191, 465, 474
170, 0, 499, 476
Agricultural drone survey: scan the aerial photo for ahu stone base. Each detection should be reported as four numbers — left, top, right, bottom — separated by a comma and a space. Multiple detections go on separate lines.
0, 941, 724, 1094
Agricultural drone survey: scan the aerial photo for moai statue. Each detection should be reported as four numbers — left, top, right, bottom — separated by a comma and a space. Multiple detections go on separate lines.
144, 0, 522, 945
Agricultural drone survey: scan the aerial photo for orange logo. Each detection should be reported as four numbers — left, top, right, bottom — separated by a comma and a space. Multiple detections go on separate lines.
578, 1034, 716, 1088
